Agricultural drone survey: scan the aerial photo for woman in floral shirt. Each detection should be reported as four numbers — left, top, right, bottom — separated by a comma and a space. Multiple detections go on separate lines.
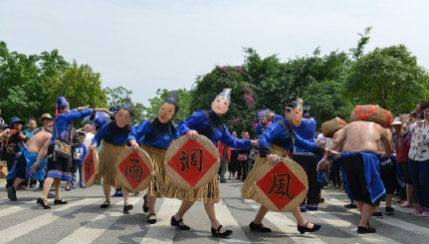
402, 100, 429, 217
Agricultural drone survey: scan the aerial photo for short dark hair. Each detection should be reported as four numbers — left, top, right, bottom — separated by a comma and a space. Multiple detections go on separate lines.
420, 100, 429, 111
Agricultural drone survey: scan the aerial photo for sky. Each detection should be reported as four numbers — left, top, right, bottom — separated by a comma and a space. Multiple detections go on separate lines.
1, 0, 428, 106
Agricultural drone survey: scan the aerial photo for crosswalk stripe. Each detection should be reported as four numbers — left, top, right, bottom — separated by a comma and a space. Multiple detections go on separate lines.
140, 198, 182, 244
245, 199, 328, 244
327, 198, 429, 236
0, 197, 100, 243
0, 199, 37, 218
215, 198, 252, 244
59, 197, 142, 244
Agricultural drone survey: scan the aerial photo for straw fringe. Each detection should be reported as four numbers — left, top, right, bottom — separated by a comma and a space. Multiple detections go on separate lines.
141, 145, 168, 198
98, 141, 127, 188
165, 175, 219, 203
241, 144, 286, 202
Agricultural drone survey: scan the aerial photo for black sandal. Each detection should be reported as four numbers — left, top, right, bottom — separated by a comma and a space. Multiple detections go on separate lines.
37, 197, 51, 209
123, 203, 133, 213
211, 225, 233, 238
100, 201, 110, 208
147, 213, 157, 224
143, 195, 149, 213
54, 199, 68, 205
170, 216, 190, 230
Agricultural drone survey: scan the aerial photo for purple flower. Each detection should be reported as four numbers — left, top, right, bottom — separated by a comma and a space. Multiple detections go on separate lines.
244, 94, 256, 106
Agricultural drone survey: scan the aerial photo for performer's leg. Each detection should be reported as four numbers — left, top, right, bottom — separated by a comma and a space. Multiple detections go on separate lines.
54, 178, 62, 200
173, 200, 194, 225
147, 191, 158, 216
204, 199, 230, 234
12, 177, 25, 189
41, 177, 54, 200
253, 205, 269, 224
291, 206, 315, 227
103, 183, 111, 202
355, 200, 363, 214
122, 188, 133, 213
358, 203, 375, 227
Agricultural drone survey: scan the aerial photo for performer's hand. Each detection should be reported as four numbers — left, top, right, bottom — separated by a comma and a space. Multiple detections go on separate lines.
187, 130, 198, 140
90, 143, 97, 151
78, 105, 89, 111
317, 157, 327, 171
130, 141, 139, 152
267, 154, 280, 166
251, 140, 259, 147
327, 149, 340, 156
30, 162, 39, 174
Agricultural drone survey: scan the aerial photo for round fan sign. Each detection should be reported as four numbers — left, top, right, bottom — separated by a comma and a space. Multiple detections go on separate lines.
116, 147, 154, 191
254, 157, 308, 212
82, 148, 99, 187
164, 135, 220, 190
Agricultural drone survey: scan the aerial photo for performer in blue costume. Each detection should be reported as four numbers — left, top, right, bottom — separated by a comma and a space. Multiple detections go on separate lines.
291, 101, 320, 211
90, 102, 134, 213
242, 100, 337, 234
32, 97, 93, 209
318, 119, 392, 234
166, 88, 258, 238
128, 93, 180, 224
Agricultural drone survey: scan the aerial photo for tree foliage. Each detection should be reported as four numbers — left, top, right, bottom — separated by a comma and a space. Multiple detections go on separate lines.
345, 44, 429, 114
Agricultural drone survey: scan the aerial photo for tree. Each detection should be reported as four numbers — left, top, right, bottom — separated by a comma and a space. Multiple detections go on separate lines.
104, 86, 146, 125
146, 88, 192, 123
345, 44, 429, 114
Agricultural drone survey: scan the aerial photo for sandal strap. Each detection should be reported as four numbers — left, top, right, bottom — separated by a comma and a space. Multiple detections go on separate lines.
217, 225, 223, 231
177, 218, 184, 223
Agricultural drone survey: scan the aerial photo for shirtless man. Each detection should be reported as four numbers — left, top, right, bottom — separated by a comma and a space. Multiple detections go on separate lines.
6, 124, 53, 201
318, 120, 392, 234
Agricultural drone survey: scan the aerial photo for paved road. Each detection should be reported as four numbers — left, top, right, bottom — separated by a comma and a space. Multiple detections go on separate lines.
0, 179, 428, 244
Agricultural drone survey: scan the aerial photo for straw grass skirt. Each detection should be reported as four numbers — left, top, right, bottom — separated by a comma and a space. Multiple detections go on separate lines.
98, 141, 127, 188
241, 144, 286, 202
141, 144, 169, 197
165, 174, 219, 203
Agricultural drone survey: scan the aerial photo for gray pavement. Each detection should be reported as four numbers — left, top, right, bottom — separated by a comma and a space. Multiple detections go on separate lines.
0, 179, 428, 244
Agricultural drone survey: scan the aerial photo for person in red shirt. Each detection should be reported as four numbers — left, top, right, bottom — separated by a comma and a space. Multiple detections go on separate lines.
392, 117, 414, 207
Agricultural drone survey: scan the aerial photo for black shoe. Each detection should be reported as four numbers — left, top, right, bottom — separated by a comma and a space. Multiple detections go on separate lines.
170, 216, 190, 230
54, 199, 68, 205
37, 197, 51, 209
123, 203, 133, 213
7, 186, 17, 201
297, 222, 321, 234
344, 203, 357, 209
143, 195, 149, 213
100, 201, 110, 208
147, 214, 157, 224
211, 225, 233, 238
357, 226, 376, 234
249, 221, 272, 232
372, 212, 383, 217
385, 207, 394, 215
220, 180, 227, 183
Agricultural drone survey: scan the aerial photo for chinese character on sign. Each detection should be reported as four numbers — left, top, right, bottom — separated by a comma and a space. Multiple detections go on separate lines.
125, 159, 143, 182
268, 173, 295, 199
179, 148, 204, 172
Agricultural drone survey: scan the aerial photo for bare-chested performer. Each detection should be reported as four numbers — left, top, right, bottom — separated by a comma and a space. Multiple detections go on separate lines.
6, 123, 53, 201
318, 120, 392, 234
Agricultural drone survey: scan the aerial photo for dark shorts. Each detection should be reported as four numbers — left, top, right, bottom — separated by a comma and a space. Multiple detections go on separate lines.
380, 161, 396, 194
340, 153, 381, 206
398, 162, 412, 184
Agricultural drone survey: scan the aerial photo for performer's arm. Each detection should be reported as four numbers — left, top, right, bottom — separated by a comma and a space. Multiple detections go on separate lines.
64, 108, 93, 122
128, 120, 151, 152
258, 123, 281, 157
220, 129, 252, 149
90, 123, 109, 150
30, 137, 50, 174
295, 134, 325, 155
177, 111, 205, 139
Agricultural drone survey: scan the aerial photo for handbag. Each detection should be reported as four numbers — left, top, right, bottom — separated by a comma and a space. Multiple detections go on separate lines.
237, 153, 248, 161
53, 120, 71, 161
